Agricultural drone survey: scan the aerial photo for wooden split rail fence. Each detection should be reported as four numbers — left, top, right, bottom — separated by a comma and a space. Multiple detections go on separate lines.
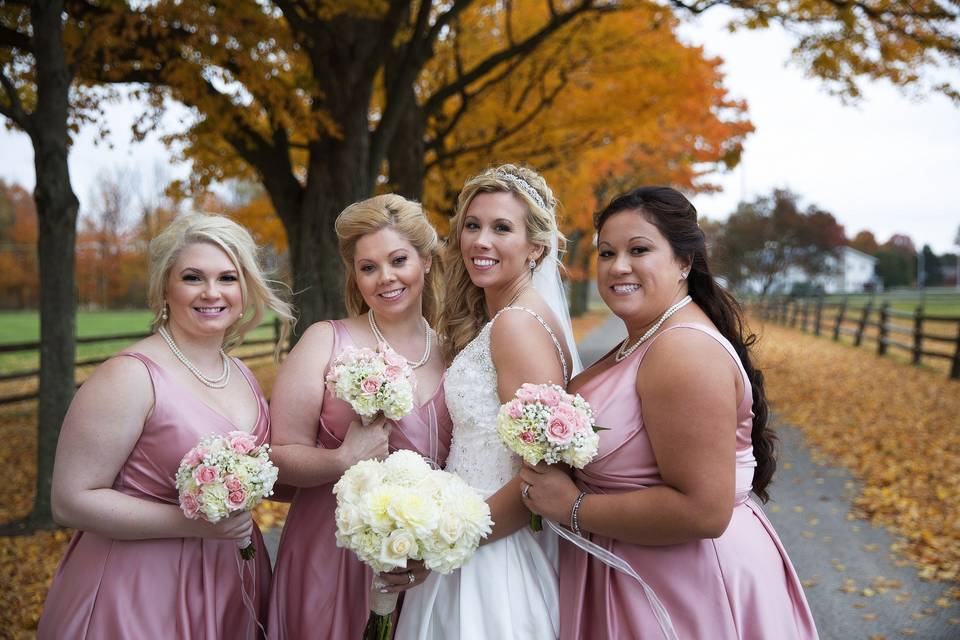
751, 297, 960, 380
0, 318, 289, 406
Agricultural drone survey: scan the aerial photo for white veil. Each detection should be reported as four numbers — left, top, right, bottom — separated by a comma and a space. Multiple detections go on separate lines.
531, 230, 583, 380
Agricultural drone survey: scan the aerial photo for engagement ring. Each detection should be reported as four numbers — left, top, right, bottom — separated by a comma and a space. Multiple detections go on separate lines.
407, 571, 416, 584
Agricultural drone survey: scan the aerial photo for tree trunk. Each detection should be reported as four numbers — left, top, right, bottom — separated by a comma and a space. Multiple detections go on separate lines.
386, 91, 426, 201
283, 130, 376, 337
24, 0, 78, 531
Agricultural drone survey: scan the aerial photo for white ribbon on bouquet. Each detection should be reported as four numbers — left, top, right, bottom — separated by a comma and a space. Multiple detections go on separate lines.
544, 519, 679, 640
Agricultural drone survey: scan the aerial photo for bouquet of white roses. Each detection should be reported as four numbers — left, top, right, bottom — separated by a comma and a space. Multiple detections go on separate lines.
325, 344, 415, 423
175, 430, 278, 559
497, 382, 601, 530
334, 450, 493, 640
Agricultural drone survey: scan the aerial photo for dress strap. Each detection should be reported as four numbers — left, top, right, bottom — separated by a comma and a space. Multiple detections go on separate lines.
491, 305, 569, 384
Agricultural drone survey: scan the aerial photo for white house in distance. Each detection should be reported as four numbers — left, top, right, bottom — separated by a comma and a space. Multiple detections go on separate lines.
747, 246, 880, 294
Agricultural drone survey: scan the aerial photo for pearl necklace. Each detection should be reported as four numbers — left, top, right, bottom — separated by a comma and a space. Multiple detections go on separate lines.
158, 325, 231, 388
614, 295, 693, 362
368, 311, 432, 369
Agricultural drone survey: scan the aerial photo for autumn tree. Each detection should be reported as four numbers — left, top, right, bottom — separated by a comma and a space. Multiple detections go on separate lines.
712, 189, 846, 295
849, 229, 880, 255
0, 0, 85, 530
81, 0, 957, 331
0, 180, 39, 309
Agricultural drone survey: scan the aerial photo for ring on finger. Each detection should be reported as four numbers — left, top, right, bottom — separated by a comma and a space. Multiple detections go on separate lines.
407, 571, 416, 584
521, 483, 531, 499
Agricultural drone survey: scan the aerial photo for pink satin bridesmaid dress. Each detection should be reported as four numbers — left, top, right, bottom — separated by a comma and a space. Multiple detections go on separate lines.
267, 319, 453, 639
39, 353, 272, 639
560, 323, 818, 640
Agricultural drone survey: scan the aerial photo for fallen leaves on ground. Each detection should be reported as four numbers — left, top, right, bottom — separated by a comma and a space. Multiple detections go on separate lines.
755, 322, 960, 589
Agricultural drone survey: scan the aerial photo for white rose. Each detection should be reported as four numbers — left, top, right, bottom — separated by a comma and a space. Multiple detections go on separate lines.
437, 513, 466, 544
378, 529, 417, 568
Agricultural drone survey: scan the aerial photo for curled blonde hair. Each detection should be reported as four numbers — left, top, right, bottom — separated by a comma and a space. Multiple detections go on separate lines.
148, 213, 294, 355
438, 163, 563, 363
334, 194, 442, 326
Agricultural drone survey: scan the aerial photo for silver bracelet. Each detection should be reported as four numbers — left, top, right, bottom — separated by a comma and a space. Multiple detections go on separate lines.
570, 491, 587, 535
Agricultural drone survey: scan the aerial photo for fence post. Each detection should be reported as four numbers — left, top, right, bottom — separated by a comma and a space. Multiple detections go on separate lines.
790, 300, 800, 327
950, 321, 960, 380
781, 297, 789, 324
912, 305, 923, 366
801, 299, 809, 332
854, 300, 872, 347
814, 296, 824, 336
833, 297, 847, 341
877, 302, 889, 356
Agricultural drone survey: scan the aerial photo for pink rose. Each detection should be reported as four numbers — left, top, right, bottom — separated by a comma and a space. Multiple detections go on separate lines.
228, 432, 257, 455
539, 388, 562, 407
361, 377, 382, 395
193, 465, 219, 485
552, 403, 578, 422
227, 488, 247, 510
182, 448, 204, 468
520, 431, 536, 444
385, 365, 404, 382
180, 492, 200, 519
515, 386, 538, 403
382, 347, 406, 368
545, 416, 575, 445
507, 399, 524, 420
224, 475, 243, 492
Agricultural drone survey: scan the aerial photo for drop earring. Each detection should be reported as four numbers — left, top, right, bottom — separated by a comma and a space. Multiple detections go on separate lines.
529, 259, 537, 270
161, 301, 168, 322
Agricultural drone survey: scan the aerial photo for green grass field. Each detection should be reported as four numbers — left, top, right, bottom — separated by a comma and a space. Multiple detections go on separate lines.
0, 310, 277, 373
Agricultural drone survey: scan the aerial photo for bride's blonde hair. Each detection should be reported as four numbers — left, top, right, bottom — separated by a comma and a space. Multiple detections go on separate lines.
438, 164, 562, 364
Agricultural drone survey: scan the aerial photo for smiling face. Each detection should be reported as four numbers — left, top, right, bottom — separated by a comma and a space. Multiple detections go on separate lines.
353, 226, 430, 318
165, 241, 244, 339
596, 209, 690, 326
459, 191, 543, 292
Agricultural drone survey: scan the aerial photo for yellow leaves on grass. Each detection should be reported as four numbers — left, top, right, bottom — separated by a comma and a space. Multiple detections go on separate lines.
755, 323, 960, 584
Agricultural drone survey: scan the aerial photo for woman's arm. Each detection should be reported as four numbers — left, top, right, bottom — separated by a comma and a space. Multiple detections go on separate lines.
484, 309, 567, 543
51, 357, 251, 542
269, 321, 390, 487
522, 329, 741, 545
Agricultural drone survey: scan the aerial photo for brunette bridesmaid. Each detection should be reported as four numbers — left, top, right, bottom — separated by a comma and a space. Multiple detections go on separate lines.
267, 194, 452, 639
520, 187, 818, 639
39, 213, 293, 638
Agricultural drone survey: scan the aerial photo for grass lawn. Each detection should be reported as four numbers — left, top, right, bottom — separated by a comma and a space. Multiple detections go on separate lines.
0, 310, 276, 373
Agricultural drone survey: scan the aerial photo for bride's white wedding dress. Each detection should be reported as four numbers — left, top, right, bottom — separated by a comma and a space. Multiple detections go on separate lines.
395, 306, 568, 640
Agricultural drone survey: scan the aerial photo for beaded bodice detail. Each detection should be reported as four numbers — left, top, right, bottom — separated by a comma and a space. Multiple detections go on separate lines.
444, 306, 568, 498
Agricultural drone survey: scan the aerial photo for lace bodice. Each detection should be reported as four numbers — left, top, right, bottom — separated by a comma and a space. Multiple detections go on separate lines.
444, 306, 568, 498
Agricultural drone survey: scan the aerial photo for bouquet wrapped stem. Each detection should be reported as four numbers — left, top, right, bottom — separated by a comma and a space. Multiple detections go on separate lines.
363, 576, 397, 640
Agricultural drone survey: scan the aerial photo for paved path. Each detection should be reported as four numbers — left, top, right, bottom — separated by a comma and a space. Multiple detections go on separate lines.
264, 314, 957, 638
578, 315, 956, 639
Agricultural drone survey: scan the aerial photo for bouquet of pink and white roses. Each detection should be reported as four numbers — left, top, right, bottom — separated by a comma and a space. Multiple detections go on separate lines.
334, 450, 493, 640
497, 382, 601, 530
175, 430, 279, 560
325, 344, 415, 423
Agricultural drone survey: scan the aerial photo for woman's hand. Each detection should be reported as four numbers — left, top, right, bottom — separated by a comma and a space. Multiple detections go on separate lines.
338, 415, 391, 469
377, 559, 431, 593
194, 511, 255, 542
519, 462, 582, 525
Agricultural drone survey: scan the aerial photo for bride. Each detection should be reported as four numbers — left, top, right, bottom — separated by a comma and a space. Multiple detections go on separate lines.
395, 164, 582, 639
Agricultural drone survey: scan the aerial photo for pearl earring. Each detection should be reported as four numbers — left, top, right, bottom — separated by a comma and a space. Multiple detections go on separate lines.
529, 259, 537, 270
161, 301, 168, 321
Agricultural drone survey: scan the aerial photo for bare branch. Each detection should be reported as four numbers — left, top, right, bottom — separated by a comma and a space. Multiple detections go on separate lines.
0, 66, 33, 134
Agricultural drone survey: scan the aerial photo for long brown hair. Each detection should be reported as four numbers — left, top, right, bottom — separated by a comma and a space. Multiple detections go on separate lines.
595, 187, 776, 502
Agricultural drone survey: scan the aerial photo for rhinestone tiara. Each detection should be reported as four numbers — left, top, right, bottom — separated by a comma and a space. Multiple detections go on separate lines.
495, 170, 546, 209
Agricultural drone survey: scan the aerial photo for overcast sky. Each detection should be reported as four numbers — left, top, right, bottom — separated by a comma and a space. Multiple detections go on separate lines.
1, 8, 958, 253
